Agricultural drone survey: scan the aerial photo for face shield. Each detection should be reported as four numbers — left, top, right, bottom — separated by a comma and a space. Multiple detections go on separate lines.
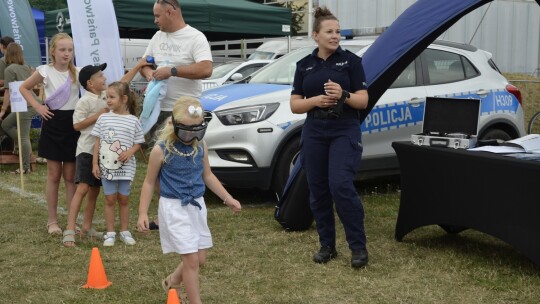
172, 111, 211, 143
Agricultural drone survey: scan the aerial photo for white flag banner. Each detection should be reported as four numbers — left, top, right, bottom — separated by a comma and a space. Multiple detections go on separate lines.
9, 81, 28, 113
67, 0, 123, 87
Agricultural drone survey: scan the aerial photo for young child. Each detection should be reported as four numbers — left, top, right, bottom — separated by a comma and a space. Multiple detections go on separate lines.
137, 97, 241, 304
19, 33, 80, 235
63, 59, 151, 247
91, 81, 144, 246
62, 63, 108, 246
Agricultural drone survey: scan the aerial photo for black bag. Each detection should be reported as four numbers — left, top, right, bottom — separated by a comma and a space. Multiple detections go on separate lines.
274, 153, 313, 231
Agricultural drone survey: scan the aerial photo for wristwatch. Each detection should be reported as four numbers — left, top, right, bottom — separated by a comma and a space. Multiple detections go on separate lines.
340, 90, 350, 103
170, 66, 178, 77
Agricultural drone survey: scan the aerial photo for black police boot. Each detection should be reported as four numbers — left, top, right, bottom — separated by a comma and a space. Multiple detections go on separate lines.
313, 246, 338, 264
351, 249, 368, 268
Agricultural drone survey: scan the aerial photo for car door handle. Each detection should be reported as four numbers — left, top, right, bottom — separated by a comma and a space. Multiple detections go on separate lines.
408, 97, 423, 107
476, 89, 489, 97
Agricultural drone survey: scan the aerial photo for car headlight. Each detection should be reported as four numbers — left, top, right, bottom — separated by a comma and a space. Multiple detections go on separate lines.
215, 103, 280, 125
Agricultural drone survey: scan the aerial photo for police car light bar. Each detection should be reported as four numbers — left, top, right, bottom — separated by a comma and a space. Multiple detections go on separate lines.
341, 27, 389, 39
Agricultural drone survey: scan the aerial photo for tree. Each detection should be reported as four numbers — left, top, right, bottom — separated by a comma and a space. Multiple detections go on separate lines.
251, 0, 308, 36
29, 0, 67, 12
288, 1, 308, 35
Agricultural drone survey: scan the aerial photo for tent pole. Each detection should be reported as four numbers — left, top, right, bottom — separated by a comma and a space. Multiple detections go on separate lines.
45, 37, 49, 64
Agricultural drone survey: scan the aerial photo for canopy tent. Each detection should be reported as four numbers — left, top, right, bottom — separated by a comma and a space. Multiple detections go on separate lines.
31, 8, 46, 63
360, 0, 540, 123
45, 0, 291, 41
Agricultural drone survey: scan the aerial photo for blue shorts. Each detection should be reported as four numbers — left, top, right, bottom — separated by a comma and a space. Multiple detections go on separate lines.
101, 179, 132, 196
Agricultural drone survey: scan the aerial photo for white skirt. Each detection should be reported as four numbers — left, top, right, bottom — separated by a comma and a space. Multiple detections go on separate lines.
158, 196, 213, 254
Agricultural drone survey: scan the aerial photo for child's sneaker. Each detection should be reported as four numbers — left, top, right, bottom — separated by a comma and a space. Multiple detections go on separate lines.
103, 232, 116, 247
119, 231, 136, 245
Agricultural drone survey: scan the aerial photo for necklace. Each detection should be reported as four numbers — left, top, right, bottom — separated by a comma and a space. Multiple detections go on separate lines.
170, 144, 195, 157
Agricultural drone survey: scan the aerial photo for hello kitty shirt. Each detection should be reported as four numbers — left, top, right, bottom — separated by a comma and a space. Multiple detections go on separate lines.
91, 112, 144, 181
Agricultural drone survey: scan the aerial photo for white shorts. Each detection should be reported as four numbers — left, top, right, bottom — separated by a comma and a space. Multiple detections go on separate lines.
158, 196, 213, 254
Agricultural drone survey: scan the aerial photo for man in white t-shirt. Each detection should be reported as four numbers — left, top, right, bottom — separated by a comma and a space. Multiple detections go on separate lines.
140, 0, 213, 144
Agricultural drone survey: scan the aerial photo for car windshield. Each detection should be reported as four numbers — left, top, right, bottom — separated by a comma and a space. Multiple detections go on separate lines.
207, 62, 243, 79
249, 44, 369, 85
248, 51, 274, 60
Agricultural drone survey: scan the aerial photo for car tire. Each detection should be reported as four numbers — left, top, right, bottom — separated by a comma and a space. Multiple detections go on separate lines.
480, 128, 511, 141
272, 136, 301, 197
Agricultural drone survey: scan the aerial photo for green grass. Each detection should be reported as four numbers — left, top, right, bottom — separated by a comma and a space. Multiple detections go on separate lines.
1, 161, 539, 303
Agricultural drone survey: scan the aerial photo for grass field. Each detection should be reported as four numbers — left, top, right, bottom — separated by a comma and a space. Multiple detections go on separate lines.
0, 74, 538, 303
1, 160, 539, 304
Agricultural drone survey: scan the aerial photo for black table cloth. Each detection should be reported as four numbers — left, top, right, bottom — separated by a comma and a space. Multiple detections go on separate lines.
392, 141, 540, 266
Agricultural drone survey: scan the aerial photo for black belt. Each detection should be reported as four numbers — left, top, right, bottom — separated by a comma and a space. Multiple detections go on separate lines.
307, 109, 359, 120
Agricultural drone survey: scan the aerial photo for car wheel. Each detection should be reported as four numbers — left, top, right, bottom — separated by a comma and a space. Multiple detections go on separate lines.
272, 136, 300, 197
480, 128, 511, 141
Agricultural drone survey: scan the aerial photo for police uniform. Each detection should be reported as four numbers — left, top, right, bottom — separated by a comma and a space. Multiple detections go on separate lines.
291, 46, 367, 252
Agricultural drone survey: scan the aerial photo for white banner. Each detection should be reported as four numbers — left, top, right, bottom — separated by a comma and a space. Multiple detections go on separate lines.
9, 81, 27, 113
67, 0, 123, 87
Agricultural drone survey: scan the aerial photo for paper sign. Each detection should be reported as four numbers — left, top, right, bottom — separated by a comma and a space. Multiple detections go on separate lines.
8, 81, 28, 113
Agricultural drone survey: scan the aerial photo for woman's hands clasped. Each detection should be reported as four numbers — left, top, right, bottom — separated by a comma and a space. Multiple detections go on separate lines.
318, 79, 343, 108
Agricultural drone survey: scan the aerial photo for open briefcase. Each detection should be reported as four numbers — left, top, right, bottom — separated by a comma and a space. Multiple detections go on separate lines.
411, 97, 480, 149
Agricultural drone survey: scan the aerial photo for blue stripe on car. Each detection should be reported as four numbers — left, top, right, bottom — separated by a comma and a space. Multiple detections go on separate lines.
201, 84, 288, 111
361, 90, 520, 134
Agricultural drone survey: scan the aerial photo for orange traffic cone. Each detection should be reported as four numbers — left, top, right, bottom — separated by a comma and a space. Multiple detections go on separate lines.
167, 288, 181, 304
83, 247, 112, 289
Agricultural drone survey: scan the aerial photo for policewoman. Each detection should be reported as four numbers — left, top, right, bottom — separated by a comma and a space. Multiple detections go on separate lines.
290, 6, 369, 268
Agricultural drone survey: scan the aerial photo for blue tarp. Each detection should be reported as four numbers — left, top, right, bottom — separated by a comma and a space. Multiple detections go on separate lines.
31, 8, 46, 64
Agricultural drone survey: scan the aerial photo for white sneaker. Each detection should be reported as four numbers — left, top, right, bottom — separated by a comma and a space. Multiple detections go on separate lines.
119, 231, 136, 245
103, 232, 116, 247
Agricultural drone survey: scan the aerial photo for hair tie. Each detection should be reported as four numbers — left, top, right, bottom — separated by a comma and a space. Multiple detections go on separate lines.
188, 105, 203, 117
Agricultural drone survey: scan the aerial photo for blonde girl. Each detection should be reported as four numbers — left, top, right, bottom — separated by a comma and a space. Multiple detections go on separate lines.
137, 97, 241, 304
20, 33, 81, 235
91, 81, 144, 246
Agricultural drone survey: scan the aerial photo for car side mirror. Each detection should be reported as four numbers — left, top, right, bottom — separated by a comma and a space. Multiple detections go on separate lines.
230, 73, 243, 81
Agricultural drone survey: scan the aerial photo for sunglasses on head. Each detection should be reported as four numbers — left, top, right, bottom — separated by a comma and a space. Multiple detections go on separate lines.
156, 0, 177, 10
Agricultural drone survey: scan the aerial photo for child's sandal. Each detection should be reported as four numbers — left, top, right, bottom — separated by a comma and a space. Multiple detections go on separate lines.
62, 230, 76, 247
83, 228, 104, 240
162, 274, 182, 292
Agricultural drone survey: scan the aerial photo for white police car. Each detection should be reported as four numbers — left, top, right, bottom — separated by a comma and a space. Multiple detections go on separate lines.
201, 39, 526, 194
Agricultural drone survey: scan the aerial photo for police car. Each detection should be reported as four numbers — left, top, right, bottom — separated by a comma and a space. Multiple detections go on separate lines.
200, 39, 526, 194
202, 59, 273, 91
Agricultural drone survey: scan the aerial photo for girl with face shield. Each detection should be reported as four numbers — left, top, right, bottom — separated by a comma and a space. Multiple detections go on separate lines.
137, 96, 241, 304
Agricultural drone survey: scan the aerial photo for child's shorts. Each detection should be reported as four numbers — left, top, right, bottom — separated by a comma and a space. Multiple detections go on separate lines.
75, 153, 101, 187
158, 196, 213, 254
101, 179, 131, 196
